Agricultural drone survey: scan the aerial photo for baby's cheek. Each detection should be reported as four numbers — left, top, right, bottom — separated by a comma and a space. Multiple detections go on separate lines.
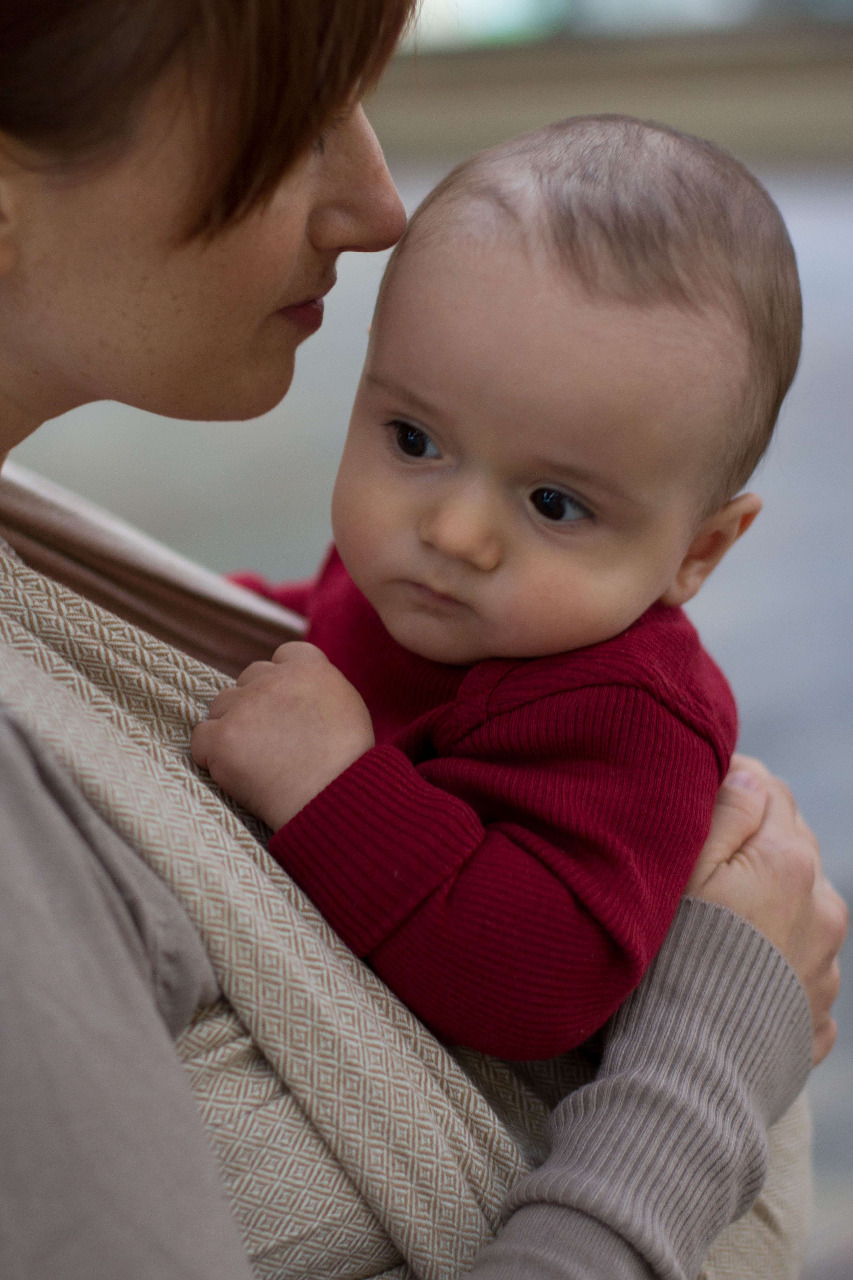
336, 482, 399, 577
332, 484, 368, 561
507, 569, 620, 655
332, 509, 383, 608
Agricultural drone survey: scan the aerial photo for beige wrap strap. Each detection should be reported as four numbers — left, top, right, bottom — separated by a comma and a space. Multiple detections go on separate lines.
0, 462, 305, 676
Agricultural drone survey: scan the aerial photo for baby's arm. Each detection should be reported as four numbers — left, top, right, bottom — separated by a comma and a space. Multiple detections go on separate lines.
195, 657, 723, 1059
268, 683, 720, 1058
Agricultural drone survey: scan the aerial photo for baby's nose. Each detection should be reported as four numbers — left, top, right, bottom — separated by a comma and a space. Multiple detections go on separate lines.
419, 490, 502, 572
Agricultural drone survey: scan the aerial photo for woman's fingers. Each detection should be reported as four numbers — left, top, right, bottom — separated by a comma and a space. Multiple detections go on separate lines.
690, 762, 847, 1066
686, 766, 768, 894
813, 1019, 838, 1067
745, 777, 818, 892
806, 894, 844, 1067
810, 954, 842, 1065
728, 751, 772, 780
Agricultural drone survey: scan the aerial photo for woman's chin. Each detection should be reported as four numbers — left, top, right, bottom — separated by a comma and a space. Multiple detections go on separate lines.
215, 383, 293, 422
138, 363, 296, 423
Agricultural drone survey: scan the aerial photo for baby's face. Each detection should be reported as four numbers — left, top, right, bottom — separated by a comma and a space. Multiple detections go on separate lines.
332, 226, 747, 665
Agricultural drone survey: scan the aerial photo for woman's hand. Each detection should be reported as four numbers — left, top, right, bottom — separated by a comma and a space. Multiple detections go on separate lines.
191, 642, 375, 831
688, 755, 847, 1064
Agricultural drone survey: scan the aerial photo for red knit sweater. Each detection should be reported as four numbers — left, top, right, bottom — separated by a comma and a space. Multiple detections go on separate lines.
236, 549, 737, 1059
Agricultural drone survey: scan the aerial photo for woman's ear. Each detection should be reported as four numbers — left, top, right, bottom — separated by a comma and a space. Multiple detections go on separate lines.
661, 492, 762, 607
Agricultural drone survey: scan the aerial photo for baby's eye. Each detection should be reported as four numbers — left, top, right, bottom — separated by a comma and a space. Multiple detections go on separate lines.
529, 487, 591, 523
391, 421, 440, 459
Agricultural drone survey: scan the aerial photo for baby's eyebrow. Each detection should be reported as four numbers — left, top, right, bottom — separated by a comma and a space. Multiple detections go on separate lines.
363, 372, 440, 421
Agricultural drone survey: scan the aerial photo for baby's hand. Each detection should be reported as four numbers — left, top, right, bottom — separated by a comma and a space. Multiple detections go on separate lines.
191, 642, 374, 831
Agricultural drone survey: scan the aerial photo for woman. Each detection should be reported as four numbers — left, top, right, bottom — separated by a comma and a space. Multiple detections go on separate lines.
0, 3, 845, 1279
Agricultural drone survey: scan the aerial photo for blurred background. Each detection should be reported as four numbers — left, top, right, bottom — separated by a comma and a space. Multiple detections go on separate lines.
11, 2, 852, 1272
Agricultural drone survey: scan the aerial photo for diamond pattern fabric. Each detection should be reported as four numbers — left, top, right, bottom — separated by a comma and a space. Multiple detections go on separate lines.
0, 542, 543, 1279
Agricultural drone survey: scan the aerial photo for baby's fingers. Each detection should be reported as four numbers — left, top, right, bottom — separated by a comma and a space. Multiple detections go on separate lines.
271, 640, 328, 667
189, 717, 217, 770
203, 685, 245, 721
235, 660, 277, 687
191, 683, 248, 766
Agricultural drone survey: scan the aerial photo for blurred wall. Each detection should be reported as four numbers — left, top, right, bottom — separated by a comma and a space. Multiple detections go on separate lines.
368, 26, 853, 162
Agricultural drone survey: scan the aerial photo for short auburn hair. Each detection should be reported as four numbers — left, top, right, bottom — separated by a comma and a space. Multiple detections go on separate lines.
0, 0, 416, 233
392, 115, 802, 511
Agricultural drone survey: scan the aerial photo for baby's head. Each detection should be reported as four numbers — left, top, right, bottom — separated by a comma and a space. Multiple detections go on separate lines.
332, 115, 802, 665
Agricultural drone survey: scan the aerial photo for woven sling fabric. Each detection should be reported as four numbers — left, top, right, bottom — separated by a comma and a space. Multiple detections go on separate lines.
0, 534, 811, 1280
0, 542, 549, 1280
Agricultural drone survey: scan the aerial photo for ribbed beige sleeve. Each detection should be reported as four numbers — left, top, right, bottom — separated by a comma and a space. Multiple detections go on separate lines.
473, 898, 812, 1280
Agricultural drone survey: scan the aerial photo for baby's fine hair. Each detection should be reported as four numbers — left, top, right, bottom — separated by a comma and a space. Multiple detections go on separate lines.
391, 115, 802, 511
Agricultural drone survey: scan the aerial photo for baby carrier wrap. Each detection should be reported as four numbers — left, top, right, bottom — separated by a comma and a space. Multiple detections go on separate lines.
0, 465, 811, 1280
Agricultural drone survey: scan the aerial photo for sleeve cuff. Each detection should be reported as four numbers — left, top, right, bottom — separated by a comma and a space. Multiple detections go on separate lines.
609, 896, 812, 1126
500, 898, 811, 1280
469, 1204, 654, 1280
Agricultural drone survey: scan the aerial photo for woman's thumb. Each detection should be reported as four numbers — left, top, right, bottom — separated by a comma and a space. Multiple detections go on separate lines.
687, 768, 767, 893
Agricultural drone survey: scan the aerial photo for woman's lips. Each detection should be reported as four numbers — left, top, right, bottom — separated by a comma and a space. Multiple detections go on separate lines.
277, 272, 335, 333
277, 297, 325, 332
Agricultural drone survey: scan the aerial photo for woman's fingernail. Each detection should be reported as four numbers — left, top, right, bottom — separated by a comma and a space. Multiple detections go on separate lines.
727, 769, 763, 792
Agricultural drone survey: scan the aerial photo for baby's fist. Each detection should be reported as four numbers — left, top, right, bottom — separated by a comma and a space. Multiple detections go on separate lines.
191, 642, 374, 830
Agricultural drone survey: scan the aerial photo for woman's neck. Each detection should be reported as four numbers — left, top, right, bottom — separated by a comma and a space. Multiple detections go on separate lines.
0, 381, 48, 472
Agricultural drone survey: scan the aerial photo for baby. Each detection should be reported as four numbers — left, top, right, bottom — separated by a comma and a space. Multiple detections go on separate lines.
193, 115, 802, 1060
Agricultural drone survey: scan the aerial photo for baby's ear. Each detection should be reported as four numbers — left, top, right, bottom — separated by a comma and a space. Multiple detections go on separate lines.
661, 492, 762, 607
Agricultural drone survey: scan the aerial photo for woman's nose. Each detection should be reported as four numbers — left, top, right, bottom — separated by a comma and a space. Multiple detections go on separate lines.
418, 490, 503, 573
309, 106, 406, 254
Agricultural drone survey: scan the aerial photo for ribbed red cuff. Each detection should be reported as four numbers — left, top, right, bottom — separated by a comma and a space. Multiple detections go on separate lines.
267, 745, 483, 954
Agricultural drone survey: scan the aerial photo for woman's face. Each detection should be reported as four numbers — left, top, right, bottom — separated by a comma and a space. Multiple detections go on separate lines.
0, 80, 406, 432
